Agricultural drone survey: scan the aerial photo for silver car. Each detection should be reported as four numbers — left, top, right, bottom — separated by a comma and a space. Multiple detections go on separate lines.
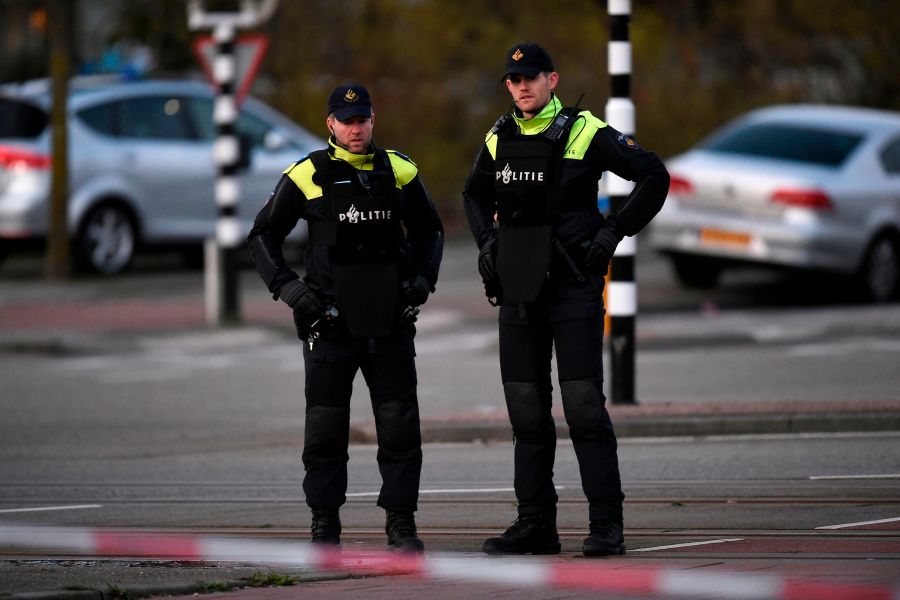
0, 78, 322, 274
651, 104, 900, 302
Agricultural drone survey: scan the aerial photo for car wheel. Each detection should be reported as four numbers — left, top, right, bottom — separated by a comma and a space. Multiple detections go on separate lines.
181, 246, 205, 270
671, 254, 721, 289
858, 235, 900, 302
76, 203, 137, 275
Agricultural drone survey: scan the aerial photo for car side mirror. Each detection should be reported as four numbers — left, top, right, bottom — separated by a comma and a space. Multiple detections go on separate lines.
263, 129, 288, 151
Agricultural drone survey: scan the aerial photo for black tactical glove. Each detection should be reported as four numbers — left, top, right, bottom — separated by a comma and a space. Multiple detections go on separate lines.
584, 222, 624, 275
484, 278, 503, 306
402, 274, 433, 307
584, 221, 623, 275
277, 279, 325, 320
477, 238, 497, 282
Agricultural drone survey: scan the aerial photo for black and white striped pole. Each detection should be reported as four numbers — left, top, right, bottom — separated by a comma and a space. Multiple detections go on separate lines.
209, 20, 242, 324
605, 0, 637, 404
188, 0, 278, 325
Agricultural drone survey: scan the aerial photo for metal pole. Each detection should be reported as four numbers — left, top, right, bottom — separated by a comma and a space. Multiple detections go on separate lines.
188, 0, 279, 325
45, 0, 71, 280
605, 0, 637, 404
207, 21, 242, 325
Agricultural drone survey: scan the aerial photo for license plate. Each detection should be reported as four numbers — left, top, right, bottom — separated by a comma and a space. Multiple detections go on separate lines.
699, 228, 751, 246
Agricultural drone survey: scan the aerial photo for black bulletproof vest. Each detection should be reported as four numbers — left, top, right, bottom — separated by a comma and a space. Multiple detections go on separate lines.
494, 134, 557, 226
307, 149, 403, 263
307, 149, 404, 337
492, 124, 569, 304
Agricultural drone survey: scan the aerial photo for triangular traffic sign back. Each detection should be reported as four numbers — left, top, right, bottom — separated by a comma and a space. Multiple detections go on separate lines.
192, 33, 269, 104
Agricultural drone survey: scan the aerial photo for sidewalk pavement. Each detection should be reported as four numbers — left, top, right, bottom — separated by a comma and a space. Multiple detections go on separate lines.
3, 271, 900, 441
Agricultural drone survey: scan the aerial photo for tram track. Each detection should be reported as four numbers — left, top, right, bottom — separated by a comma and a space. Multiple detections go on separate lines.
2, 497, 898, 505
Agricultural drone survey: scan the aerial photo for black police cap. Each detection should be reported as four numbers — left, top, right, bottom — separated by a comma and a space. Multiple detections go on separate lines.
502, 42, 555, 80
327, 84, 372, 121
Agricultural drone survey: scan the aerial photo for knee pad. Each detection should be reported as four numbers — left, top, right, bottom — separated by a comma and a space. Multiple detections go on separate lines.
560, 379, 608, 439
376, 399, 421, 454
304, 405, 350, 459
503, 382, 552, 440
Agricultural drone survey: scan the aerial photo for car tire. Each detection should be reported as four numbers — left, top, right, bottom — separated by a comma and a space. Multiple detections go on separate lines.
858, 234, 900, 303
75, 203, 138, 275
670, 254, 721, 289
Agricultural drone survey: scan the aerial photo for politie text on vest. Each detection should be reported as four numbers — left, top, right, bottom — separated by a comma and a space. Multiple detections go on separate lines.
496, 163, 545, 185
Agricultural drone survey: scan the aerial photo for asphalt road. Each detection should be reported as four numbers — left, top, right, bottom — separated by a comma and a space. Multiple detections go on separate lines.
2, 432, 899, 531
2, 236, 900, 597
2, 434, 899, 596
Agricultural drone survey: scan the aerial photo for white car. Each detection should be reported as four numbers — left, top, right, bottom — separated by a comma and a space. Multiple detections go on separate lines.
0, 78, 322, 274
651, 104, 900, 301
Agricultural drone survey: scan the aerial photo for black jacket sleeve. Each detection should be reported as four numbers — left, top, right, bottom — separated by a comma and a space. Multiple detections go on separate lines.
401, 173, 444, 288
462, 143, 498, 249
588, 125, 670, 237
247, 174, 306, 296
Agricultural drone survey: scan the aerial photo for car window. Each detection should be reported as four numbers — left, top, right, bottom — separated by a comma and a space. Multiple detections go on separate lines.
703, 123, 864, 168
235, 110, 271, 148
0, 98, 47, 138
183, 96, 284, 149
184, 97, 216, 141
880, 137, 900, 174
116, 96, 197, 140
77, 103, 118, 136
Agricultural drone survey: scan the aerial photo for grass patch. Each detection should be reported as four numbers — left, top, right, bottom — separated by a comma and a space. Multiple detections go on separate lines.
105, 585, 136, 600
198, 581, 236, 592
245, 571, 300, 587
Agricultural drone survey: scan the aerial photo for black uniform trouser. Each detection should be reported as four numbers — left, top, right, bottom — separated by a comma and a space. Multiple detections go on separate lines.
498, 279, 624, 524
301, 324, 422, 513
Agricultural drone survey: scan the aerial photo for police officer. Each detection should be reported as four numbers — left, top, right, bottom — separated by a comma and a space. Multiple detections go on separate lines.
463, 43, 669, 556
248, 84, 443, 552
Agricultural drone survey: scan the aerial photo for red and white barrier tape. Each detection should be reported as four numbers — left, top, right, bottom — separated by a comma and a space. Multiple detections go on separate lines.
1, 524, 898, 600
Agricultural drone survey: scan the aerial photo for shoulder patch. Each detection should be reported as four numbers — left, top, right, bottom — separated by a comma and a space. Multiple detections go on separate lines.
615, 131, 641, 150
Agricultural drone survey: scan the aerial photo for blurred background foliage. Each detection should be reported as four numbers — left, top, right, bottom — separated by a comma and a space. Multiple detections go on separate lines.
2, 0, 898, 229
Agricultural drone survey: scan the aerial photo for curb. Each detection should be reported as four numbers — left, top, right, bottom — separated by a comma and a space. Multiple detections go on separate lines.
0, 571, 357, 600
0, 581, 243, 600
394, 411, 900, 444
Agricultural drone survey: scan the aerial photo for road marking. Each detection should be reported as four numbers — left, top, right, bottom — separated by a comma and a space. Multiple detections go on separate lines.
630, 538, 744, 552
0, 504, 102, 514
623, 431, 900, 444
787, 338, 900, 357
815, 516, 900, 530
809, 474, 900, 480
346, 486, 566, 498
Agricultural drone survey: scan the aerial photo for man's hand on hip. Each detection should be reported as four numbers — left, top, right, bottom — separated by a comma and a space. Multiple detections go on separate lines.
585, 222, 624, 275
278, 279, 325, 319
402, 275, 433, 307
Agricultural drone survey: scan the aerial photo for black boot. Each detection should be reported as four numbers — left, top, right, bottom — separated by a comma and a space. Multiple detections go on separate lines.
385, 511, 424, 553
483, 514, 561, 555
582, 520, 626, 556
310, 508, 341, 545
